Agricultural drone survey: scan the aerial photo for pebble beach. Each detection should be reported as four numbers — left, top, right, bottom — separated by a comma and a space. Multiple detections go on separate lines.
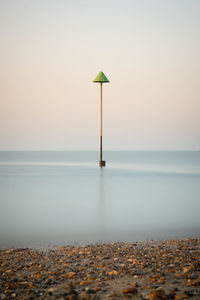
0, 238, 200, 299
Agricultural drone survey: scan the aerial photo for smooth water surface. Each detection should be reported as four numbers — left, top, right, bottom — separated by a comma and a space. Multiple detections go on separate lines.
0, 151, 200, 247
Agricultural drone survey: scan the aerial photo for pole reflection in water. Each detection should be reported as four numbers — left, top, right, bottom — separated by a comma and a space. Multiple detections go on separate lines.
96, 168, 106, 238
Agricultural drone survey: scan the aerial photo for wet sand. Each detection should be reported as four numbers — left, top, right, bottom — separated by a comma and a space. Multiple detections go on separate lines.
0, 238, 200, 299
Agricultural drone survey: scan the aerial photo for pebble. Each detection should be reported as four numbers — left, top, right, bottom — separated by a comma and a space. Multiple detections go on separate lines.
123, 287, 138, 294
0, 238, 199, 299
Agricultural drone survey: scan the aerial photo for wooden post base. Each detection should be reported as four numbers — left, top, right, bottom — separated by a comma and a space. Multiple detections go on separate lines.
99, 160, 106, 167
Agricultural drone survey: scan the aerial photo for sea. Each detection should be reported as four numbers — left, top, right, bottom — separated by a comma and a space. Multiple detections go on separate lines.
0, 151, 200, 247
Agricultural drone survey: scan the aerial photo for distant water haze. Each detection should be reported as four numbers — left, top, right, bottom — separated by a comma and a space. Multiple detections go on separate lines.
0, 151, 199, 247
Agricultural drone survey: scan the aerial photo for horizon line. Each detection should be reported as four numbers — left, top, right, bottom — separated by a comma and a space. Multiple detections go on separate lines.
0, 149, 199, 152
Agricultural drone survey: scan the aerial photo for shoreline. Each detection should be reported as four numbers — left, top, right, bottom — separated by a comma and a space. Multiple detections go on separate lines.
1, 238, 200, 299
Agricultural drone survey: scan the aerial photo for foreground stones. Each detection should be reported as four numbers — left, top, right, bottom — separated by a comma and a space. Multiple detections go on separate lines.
0, 238, 200, 299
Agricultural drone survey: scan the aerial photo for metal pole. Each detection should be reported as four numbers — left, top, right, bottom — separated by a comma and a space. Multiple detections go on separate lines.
100, 82, 102, 162
99, 82, 105, 167
93, 71, 109, 167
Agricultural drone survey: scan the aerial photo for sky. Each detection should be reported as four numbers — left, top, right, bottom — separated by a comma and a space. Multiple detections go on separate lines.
0, 0, 200, 150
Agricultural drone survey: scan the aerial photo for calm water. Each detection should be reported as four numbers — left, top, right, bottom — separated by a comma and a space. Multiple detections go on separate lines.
0, 151, 200, 247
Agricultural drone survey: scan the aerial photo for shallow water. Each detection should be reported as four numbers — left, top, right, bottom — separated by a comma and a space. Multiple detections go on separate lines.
0, 151, 200, 247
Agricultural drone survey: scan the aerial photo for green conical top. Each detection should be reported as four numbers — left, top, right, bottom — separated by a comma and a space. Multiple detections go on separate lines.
93, 71, 110, 83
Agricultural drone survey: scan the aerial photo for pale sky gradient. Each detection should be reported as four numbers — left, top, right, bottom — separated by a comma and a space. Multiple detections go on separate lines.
0, 0, 200, 150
